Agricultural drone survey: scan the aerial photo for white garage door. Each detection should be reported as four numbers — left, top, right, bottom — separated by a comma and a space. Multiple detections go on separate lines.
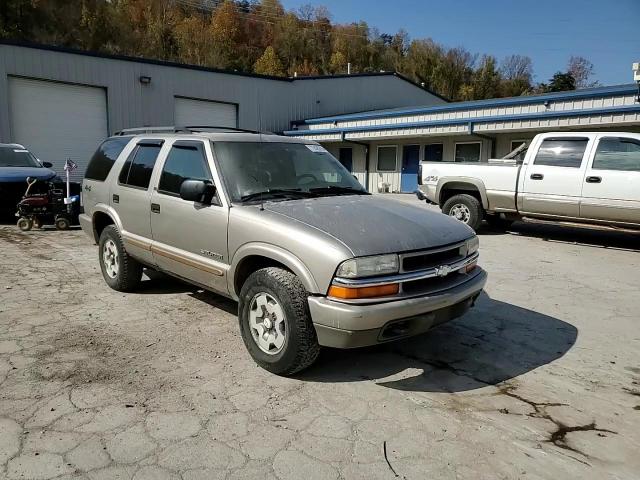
8, 77, 108, 182
174, 97, 237, 129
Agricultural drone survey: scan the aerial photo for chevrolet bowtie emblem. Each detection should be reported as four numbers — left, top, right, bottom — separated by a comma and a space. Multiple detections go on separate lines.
435, 265, 452, 277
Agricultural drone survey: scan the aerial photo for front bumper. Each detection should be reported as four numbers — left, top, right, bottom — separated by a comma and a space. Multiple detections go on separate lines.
308, 268, 487, 348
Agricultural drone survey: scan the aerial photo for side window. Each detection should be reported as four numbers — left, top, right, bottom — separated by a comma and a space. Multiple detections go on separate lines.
119, 141, 163, 189
158, 142, 211, 196
84, 137, 132, 181
593, 137, 640, 172
533, 138, 588, 168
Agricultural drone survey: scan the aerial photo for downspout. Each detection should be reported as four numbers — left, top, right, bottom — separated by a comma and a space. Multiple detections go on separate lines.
341, 131, 370, 191
468, 122, 496, 160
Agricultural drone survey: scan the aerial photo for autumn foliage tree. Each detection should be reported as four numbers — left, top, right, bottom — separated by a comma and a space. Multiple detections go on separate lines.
0, 0, 589, 99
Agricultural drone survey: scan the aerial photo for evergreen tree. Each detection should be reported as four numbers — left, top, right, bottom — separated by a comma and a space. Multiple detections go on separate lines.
254, 46, 285, 76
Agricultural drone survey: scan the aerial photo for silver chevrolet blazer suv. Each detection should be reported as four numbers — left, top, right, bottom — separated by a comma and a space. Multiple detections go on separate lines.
80, 127, 487, 375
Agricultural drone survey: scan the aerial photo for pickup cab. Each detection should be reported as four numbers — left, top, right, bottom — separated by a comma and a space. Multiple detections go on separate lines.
419, 132, 640, 231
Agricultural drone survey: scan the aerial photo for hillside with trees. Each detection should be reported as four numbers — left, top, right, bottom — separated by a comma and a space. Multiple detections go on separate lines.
0, 0, 598, 101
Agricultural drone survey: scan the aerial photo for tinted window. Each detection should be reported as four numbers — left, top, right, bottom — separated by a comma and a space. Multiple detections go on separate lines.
455, 143, 481, 162
159, 143, 210, 195
338, 148, 353, 171
119, 143, 162, 189
424, 143, 443, 162
593, 137, 640, 172
85, 137, 132, 181
533, 138, 588, 168
0, 146, 41, 168
377, 146, 397, 171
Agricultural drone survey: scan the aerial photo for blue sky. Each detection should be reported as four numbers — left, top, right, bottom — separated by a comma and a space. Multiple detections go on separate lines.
280, 0, 639, 86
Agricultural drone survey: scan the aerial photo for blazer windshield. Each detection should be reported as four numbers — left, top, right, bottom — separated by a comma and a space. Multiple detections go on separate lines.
213, 142, 366, 202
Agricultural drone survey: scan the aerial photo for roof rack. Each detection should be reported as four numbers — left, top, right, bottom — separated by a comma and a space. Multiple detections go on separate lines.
113, 125, 264, 136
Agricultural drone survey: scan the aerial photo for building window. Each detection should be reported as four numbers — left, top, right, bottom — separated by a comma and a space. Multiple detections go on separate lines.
533, 138, 588, 168
424, 143, 443, 162
593, 137, 640, 172
510, 140, 528, 161
377, 146, 397, 171
338, 147, 353, 172
454, 142, 481, 162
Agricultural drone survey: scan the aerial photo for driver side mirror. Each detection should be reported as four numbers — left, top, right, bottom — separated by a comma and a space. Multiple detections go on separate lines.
42, 162, 53, 168
180, 179, 216, 204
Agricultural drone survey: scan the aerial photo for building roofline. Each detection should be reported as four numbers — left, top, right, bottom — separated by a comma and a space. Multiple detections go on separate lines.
283, 104, 640, 137
301, 83, 639, 124
0, 39, 447, 99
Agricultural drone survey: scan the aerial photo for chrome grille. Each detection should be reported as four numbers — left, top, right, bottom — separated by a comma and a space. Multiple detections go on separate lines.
400, 243, 464, 273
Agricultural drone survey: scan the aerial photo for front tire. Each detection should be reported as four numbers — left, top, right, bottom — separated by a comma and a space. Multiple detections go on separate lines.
442, 194, 484, 231
55, 216, 70, 230
238, 267, 320, 376
17, 217, 33, 231
98, 225, 143, 292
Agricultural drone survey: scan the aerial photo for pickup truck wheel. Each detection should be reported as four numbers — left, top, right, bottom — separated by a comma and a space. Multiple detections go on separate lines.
98, 225, 143, 292
442, 194, 483, 231
238, 267, 320, 376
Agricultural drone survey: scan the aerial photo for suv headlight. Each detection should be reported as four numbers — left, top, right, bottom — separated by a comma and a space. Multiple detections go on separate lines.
335, 254, 399, 279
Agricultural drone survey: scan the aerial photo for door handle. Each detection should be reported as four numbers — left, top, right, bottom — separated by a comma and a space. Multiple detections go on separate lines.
530, 173, 544, 180
586, 176, 602, 183
151, 203, 160, 214
112, 194, 119, 204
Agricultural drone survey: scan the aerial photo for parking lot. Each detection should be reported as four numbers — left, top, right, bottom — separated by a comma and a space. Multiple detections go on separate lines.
1, 201, 639, 480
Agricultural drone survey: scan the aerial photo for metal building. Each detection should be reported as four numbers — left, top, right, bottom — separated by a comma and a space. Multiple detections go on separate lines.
0, 41, 445, 180
285, 84, 640, 193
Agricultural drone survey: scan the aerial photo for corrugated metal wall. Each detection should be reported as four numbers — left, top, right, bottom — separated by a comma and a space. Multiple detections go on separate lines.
0, 43, 443, 142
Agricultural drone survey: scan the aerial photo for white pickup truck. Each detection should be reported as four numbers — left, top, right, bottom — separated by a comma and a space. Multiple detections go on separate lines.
418, 132, 640, 231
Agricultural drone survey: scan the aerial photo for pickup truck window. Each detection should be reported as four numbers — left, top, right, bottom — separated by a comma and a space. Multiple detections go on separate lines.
593, 137, 640, 172
118, 142, 162, 189
533, 138, 588, 168
159, 143, 211, 196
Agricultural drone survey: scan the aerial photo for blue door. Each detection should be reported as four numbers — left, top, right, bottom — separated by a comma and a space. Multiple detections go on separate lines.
401, 145, 420, 192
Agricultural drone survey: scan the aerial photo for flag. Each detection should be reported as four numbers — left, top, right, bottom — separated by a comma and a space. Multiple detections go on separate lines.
64, 158, 78, 172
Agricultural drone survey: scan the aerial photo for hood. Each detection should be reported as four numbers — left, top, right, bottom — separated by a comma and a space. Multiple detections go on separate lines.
0, 166, 57, 182
263, 195, 474, 256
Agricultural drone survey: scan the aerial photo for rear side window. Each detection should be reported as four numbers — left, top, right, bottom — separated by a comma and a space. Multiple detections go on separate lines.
85, 137, 132, 181
118, 141, 163, 189
533, 138, 588, 168
158, 142, 211, 195
593, 137, 640, 172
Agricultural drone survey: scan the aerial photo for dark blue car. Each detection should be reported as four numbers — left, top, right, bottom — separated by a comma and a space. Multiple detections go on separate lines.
0, 144, 58, 217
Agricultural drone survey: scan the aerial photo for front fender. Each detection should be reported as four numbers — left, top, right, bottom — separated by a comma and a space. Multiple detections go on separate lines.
228, 242, 320, 299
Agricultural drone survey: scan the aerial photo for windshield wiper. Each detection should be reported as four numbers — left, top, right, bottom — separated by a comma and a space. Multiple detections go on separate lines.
308, 186, 369, 196
240, 188, 317, 202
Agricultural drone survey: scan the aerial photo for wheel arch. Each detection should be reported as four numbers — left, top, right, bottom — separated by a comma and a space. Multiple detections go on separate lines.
437, 177, 489, 209
229, 244, 319, 300
91, 204, 122, 243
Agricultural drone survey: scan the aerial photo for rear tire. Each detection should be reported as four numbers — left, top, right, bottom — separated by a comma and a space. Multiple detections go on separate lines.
55, 216, 70, 230
238, 267, 320, 376
442, 194, 484, 231
98, 225, 143, 292
17, 217, 33, 231
486, 214, 514, 230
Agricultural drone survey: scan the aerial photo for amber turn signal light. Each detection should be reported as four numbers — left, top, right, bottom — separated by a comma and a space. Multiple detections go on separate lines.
328, 283, 399, 299
464, 262, 477, 273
